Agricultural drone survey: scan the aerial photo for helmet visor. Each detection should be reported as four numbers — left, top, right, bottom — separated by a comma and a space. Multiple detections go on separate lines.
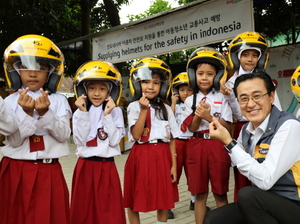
132, 67, 170, 84
13, 60, 54, 74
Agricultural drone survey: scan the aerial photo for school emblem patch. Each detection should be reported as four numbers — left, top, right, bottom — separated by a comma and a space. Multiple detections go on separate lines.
98, 128, 108, 140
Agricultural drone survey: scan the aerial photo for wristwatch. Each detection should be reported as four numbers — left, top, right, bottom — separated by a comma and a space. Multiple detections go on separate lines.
224, 139, 237, 153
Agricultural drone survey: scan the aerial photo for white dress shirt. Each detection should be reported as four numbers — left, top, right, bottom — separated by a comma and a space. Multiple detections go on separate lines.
127, 101, 180, 143
72, 105, 125, 158
182, 91, 232, 132
0, 96, 18, 135
231, 116, 300, 190
175, 102, 193, 139
2, 91, 72, 159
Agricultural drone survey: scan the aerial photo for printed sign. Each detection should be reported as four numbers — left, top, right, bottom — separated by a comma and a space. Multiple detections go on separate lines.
92, 0, 254, 63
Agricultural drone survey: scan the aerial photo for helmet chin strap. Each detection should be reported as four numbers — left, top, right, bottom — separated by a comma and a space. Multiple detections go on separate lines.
191, 91, 197, 115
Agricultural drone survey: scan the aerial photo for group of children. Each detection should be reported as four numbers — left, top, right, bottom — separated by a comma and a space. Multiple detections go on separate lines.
0, 31, 285, 224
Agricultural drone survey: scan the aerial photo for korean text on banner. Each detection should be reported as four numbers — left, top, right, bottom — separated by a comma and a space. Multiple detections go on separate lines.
93, 0, 254, 63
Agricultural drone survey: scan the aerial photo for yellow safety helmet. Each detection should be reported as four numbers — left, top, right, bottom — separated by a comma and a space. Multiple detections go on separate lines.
290, 65, 300, 102
228, 31, 269, 71
129, 57, 172, 100
3, 34, 64, 93
187, 47, 228, 91
73, 60, 122, 104
172, 72, 189, 94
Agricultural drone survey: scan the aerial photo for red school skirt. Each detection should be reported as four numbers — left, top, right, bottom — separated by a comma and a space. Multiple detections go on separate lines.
0, 157, 70, 224
123, 142, 179, 212
70, 157, 126, 224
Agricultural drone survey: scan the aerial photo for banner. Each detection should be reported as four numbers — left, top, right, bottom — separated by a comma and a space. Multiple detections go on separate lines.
92, 0, 254, 63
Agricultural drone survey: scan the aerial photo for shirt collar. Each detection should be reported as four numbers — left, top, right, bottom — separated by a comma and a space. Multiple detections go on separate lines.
246, 113, 270, 135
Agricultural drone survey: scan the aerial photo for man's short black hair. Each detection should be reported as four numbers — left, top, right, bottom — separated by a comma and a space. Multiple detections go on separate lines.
0, 81, 5, 88
233, 72, 276, 97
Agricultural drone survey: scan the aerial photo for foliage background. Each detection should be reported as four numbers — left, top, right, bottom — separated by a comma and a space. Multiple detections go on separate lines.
0, 0, 299, 79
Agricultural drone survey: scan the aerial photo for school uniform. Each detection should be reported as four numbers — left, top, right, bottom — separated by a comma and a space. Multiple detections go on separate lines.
124, 101, 180, 212
71, 104, 126, 224
0, 96, 17, 135
183, 91, 232, 194
174, 102, 193, 184
0, 88, 72, 224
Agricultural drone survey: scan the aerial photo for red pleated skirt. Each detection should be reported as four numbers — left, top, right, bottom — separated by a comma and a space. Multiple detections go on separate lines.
123, 142, 179, 212
70, 158, 126, 224
0, 157, 70, 224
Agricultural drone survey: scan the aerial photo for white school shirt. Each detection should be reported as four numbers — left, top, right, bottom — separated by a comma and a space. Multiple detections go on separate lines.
2, 90, 72, 160
296, 108, 300, 120
175, 102, 193, 139
231, 115, 300, 190
72, 105, 125, 158
0, 96, 18, 135
183, 91, 232, 132
127, 101, 180, 143
225, 71, 283, 122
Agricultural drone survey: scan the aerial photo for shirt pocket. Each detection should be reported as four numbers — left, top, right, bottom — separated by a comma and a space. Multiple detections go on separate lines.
153, 119, 170, 140
212, 101, 223, 119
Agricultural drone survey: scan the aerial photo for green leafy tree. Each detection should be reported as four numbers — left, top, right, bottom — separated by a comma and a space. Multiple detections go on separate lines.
254, 0, 300, 44
127, 0, 172, 22
0, 0, 131, 78
0, 0, 81, 77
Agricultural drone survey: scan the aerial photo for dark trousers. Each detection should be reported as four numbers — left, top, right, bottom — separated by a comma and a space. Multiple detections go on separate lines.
204, 186, 300, 224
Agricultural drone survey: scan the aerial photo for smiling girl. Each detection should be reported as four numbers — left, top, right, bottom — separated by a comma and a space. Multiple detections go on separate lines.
71, 60, 126, 224
124, 58, 180, 224
1, 34, 72, 224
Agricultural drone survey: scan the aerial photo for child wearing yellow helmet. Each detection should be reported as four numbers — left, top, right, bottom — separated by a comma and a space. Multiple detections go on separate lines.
71, 60, 126, 224
170, 72, 196, 213
221, 31, 282, 202
182, 47, 232, 224
124, 57, 180, 224
0, 34, 72, 224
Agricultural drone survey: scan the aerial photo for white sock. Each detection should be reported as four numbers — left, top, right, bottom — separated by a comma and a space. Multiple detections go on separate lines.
191, 195, 195, 203
157, 221, 167, 224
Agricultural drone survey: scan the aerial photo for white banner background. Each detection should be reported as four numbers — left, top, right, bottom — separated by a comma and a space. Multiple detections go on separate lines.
92, 0, 254, 63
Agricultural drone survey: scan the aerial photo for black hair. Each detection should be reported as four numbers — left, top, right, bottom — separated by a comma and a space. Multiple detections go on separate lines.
175, 83, 189, 104
148, 97, 168, 121
0, 81, 5, 88
233, 71, 275, 97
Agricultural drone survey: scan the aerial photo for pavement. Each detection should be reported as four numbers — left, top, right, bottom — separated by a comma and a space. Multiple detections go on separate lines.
0, 137, 235, 224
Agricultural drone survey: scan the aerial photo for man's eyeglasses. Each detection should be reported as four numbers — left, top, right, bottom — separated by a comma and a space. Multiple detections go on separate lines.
238, 93, 268, 105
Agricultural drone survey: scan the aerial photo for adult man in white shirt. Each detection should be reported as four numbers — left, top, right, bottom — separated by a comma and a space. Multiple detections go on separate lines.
205, 72, 300, 224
